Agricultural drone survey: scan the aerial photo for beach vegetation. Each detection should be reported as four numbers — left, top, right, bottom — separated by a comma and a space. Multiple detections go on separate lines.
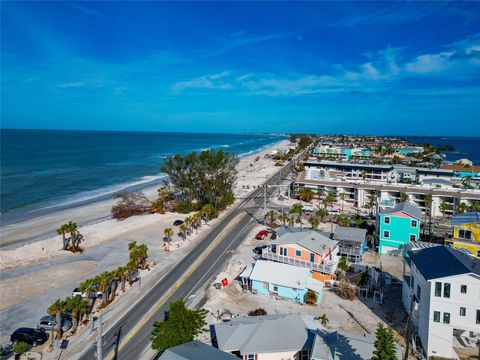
12, 341, 29, 355
316, 313, 329, 327
164, 228, 174, 244
297, 187, 314, 202
338, 280, 357, 300
151, 299, 207, 353
308, 215, 320, 230
66, 295, 88, 333
305, 289, 318, 305
265, 210, 277, 228
248, 308, 267, 316
112, 191, 152, 220
48, 299, 66, 339
161, 149, 239, 212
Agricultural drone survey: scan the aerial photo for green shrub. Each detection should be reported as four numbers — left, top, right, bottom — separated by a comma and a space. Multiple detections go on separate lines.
13, 342, 29, 355
305, 289, 318, 305
174, 201, 200, 214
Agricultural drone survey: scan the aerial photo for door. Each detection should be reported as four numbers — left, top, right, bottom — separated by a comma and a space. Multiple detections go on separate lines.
310, 253, 315, 263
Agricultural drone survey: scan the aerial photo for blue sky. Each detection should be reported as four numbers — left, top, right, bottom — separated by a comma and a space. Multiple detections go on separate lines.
1, 2, 480, 135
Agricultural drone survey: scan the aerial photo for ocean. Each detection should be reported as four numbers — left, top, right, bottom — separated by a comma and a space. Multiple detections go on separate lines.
0, 129, 285, 225
403, 136, 480, 164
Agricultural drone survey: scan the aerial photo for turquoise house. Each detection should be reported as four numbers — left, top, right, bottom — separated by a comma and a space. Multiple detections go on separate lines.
376, 202, 421, 254
239, 260, 324, 304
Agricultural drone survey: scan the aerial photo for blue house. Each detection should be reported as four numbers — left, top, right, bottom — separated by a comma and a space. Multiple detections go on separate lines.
239, 260, 324, 304
376, 202, 421, 254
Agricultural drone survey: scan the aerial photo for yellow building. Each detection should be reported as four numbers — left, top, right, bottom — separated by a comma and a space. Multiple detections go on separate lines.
445, 212, 480, 258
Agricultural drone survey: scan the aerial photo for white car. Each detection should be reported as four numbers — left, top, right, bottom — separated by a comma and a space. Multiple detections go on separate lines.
328, 209, 341, 215
302, 204, 315, 212
72, 287, 103, 299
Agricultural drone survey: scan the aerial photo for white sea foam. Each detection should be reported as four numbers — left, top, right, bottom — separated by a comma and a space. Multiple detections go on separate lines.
33, 173, 168, 211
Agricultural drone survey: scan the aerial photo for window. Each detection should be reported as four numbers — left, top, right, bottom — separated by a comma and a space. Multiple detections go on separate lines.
295, 250, 302, 257
461, 285, 467, 294
384, 216, 391, 224
383, 230, 390, 238
433, 311, 440, 322
410, 234, 417, 242
477, 310, 480, 324
443, 283, 451, 298
458, 229, 472, 240
477, 249, 480, 258
247, 354, 255, 360
272, 285, 278, 293
262, 282, 268, 290
434, 282, 442, 297
280, 247, 287, 256
460, 307, 466, 316
443, 312, 450, 324
411, 219, 418, 228
416, 285, 421, 301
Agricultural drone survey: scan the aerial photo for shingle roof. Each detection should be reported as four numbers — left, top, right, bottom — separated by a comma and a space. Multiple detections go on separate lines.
379, 202, 422, 220
247, 260, 324, 293
212, 314, 316, 354
408, 246, 480, 280
271, 230, 337, 254
333, 226, 367, 243
159, 341, 238, 360
452, 212, 480, 226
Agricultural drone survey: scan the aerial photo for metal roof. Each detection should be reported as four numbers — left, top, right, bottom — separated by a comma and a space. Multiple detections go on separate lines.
212, 314, 316, 354
333, 226, 367, 243
271, 230, 337, 254
416, 168, 454, 175
304, 161, 394, 171
276, 226, 331, 239
452, 212, 480, 226
408, 246, 480, 280
421, 178, 454, 185
247, 260, 324, 293
379, 202, 422, 220
159, 341, 238, 360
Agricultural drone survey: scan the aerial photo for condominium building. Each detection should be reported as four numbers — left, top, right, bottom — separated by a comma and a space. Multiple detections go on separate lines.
402, 246, 480, 359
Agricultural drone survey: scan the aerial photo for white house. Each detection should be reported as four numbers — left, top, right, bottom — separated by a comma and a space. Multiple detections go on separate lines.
402, 246, 480, 359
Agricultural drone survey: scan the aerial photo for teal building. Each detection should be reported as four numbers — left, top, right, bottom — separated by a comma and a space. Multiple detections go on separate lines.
376, 202, 422, 254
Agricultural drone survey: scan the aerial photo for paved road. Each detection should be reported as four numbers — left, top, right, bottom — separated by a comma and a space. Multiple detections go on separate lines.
78, 161, 294, 360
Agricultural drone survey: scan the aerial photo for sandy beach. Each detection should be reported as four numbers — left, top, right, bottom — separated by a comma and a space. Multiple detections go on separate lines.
0, 139, 291, 343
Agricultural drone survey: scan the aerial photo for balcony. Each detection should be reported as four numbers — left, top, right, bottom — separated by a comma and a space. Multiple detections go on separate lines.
261, 248, 338, 274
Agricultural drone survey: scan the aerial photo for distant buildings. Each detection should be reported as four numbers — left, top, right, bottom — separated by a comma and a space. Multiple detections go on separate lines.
397, 146, 424, 156
376, 202, 421, 254
441, 164, 480, 180
402, 246, 480, 359
210, 314, 402, 360
313, 146, 373, 162
239, 260, 324, 304
445, 212, 480, 258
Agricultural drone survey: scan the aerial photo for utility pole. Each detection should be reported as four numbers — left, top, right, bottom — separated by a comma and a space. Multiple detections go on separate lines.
404, 294, 416, 360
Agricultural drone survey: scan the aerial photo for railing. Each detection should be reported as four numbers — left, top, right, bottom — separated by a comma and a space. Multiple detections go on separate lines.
261, 248, 338, 274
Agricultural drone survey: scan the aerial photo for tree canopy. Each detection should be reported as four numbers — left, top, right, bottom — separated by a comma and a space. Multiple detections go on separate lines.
151, 299, 207, 353
161, 150, 239, 211
372, 323, 397, 360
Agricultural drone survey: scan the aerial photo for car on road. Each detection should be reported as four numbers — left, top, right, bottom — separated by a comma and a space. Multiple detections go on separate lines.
10, 328, 48, 346
328, 209, 341, 215
173, 220, 184, 226
302, 204, 315, 212
255, 230, 270, 240
37, 315, 72, 332
253, 245, 268, 255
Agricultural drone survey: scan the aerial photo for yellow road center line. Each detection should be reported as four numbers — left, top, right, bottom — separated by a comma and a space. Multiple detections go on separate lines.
105, 213, 245, 360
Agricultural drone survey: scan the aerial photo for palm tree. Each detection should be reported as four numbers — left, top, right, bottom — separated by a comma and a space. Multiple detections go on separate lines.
317, 313, 329, 327
287, 216, 295, 227
298, 188, 314, 202
117, 266, 127, 292
265, 210, 277, 227
439, 201, 448, 220
316, 208, 327, 222
97, 272, 111, 307
126, 260, 138, 286
290, 203, 304, 228
138, 244, 148, 269
457, 202, 468, 214
400, 193, 409, 203
109, 269, 121, 303
323, 192, 336, 212
67, 221, 79, 252
424, 194, 433, 239
179, 223, 188, 240
79, 279, 94, 305
66, 295, 88, 332
309, 216, 320, 230
184, 216, 193, 235
56, 224, 69, 250
48, 299, 66, 339
164, 227, 174, 243
278, 212, 289, 226
470, 200, 480, 212
366, 193, 376, 217
201, 204, 215, 224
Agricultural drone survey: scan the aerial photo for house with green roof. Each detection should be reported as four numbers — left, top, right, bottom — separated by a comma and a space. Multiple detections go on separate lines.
376, 202, 421, 254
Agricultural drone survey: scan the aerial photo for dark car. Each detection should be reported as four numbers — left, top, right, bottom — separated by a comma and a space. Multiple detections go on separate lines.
173, 220, 184, 226
11, 328, 48, 346
253, 245, 268, 255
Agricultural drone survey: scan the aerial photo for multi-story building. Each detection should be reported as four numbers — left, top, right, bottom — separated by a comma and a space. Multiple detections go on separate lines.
441, 164, 480, 181
376, 202, 421, 254
445, 212, 480, 258
332, 226, 367, 262
261, 230, 340, 281
402, 246, 480, 359
304, 161, 395, 183
312, 146, 373, 162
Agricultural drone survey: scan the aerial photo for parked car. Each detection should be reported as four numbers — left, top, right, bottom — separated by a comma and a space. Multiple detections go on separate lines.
328, 209, 341, 215
10, 328, 48, 346
302, 204, 315, 212
37, 315, 72, 332
253, 245, 268, 255
255, 230, 270, 240
173, 220, 184, 226
72, 286, 103, 299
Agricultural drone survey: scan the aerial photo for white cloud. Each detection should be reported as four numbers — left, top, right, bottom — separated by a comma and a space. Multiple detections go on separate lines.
65, 2, 108, 19
171, 72, 232, 93
58, 81, 85, 88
